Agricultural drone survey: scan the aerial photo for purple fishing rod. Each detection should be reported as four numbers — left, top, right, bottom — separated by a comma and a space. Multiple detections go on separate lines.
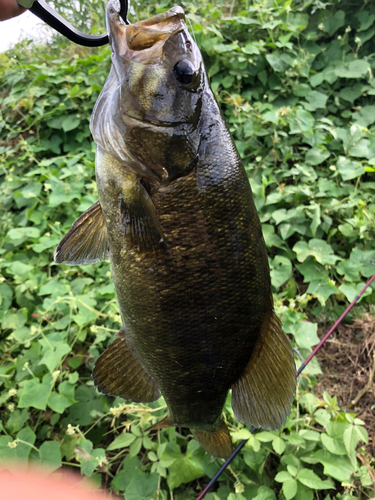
196, 273, 375, 500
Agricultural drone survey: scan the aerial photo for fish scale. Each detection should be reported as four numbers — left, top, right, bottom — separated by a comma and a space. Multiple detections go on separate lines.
54, 1, 296, 458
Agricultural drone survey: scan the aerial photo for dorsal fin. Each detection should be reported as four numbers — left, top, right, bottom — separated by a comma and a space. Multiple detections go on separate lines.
231, 311, 296, 430
54, 201, 109, 265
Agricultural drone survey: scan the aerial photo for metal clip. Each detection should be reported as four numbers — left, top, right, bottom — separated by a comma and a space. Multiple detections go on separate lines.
19, 0, 129, 47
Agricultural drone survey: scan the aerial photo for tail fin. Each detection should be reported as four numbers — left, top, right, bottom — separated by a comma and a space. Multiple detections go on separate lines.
192, 420, 232, 459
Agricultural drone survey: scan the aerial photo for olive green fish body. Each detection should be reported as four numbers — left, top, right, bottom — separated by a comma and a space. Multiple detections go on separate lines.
55, 2, 296, 458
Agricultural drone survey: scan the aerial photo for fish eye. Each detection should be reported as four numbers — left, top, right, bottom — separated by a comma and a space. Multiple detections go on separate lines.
173, 60, 196, 85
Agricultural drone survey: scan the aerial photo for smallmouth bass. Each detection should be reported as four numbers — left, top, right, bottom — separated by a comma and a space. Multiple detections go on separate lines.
55, 1, 296, 458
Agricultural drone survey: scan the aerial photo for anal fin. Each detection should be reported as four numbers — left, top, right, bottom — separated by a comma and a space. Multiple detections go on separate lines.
146, 415, 172, 432
231, 311, 296, 430
54, 201, 109, 265
92, 328, 160, 403
192, 420, 232, 459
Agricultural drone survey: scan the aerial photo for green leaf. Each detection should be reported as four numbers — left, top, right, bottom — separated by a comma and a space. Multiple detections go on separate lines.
107, 432, 136, 451
270, 256, 292, 288
305, 147, 330, 166
321, 434, 347, 455
336, 157, 366, 181
125, 468, 158, 500
166, 440, 206, 489
275, 471, 293, 482
38, 441, 62, 471
0, 427, 36, 461
111, 455, 140, 491
6, 227, 41, 246
266, 53, 293, 72
283, 479, 298, 500
343, 424, 368, 457
304, 91, 328, 111
48, 381, 76, 413
335, 60, 370, 79
338, 282, 372, 303
18, 374, 53, 410
296, 468, 333, 490
285, 321, 319, 349
339, 84, 363, 104
62, 115, 81, 132
272, 436, 286, 455
21, 182, 42, 199
353, 105, 375, 128
2, 308, 28, 330
39, 342, 71, 372
306, 280, 338, 306
293, 239, 339, 265
313, 450, 357, 482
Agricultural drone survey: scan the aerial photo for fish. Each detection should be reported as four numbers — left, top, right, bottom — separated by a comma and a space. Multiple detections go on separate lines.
54, 0, 296, 459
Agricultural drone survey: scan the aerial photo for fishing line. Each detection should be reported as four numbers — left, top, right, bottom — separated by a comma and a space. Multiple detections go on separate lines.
195, 272, 375, 500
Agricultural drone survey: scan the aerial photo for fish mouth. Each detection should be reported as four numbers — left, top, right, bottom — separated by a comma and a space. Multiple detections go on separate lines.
107, 1, 186, 63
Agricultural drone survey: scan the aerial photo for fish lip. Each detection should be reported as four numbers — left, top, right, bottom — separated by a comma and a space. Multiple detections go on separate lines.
121, 110, 193, 128
106, 2, 186, 62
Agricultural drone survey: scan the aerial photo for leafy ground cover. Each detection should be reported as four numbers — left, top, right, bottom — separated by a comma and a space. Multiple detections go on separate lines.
0, 0, 374, 498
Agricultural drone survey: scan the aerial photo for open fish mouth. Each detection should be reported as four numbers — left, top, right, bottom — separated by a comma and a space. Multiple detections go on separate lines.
107, 1, 186, 63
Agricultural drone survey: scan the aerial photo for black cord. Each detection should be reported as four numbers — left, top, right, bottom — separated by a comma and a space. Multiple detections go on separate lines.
30, 0, 131, 46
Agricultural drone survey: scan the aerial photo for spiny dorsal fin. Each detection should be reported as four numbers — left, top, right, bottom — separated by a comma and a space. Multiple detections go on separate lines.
192, 420, 233, 459
54, 201, 109, 265
231, 311, 296, 430
92, 328, 160, 403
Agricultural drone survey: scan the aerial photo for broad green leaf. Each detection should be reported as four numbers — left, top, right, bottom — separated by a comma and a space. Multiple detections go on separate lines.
321, 434, 347, 455
305, 147, 330, 166
275, 471, 292, 482
306, 280, 338, 306
166, 440, 206, 489
270, 256, 292, 288
0, 427, 36, 461
322, 10, 345, 35
2, 308, 28, 330
18, 374, 53, 410
62, 115, 81, 132
296, 468, 333, 489
266, 53, 293, 72
343, 424, 368, 457
111, 455, 140, 491
272, 436, 286, 455
334, 60, 370, 79
39, 342, 71, 372
336, 157, 366, 181
38, 441, 62, 471
285, 321, 319, 349
313, 450, 357, 482
338, 282, 372, 303
125, 468, 158, 499
21, 182, 42, 199
107, 432, 136, 451
6, 227, 41, 245
339, 84, 363, 104
304, 91, 328, 111
283, 479, 298, 500
293, 239, 339, 265
352, 105, 375, 127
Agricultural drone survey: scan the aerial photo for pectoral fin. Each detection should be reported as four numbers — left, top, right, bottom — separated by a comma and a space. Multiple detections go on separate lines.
192, 420, 233, 459
54, 201, 109, 265
92, 328, 160, 403
120, 181, 166, 253
231, 311, 296, 430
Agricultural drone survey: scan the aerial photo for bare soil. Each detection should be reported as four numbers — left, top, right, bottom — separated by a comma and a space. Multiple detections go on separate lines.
315, 314, 375, 458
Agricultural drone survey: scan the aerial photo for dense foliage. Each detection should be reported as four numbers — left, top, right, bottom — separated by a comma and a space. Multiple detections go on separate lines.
0, 0, 374, 498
